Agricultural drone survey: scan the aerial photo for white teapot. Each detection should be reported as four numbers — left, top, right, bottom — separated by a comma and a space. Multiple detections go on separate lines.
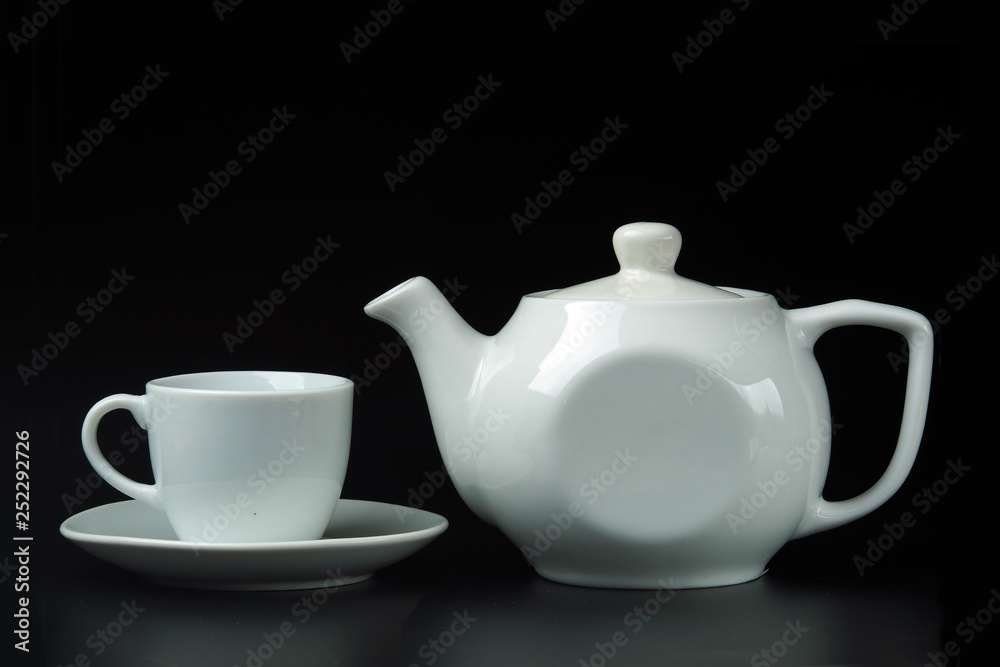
365, 222, 933, 588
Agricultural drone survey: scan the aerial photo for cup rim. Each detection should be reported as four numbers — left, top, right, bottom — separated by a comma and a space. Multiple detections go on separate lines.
147, 370, 352, 394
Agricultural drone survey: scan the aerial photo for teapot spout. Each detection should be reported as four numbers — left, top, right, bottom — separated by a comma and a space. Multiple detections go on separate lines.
364, 276, 489, 470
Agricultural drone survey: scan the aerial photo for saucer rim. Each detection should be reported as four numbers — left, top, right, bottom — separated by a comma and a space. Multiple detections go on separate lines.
59, 498, 449, 552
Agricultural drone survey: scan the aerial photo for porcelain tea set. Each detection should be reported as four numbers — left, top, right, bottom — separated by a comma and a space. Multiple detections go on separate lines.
63, 222, 933, 590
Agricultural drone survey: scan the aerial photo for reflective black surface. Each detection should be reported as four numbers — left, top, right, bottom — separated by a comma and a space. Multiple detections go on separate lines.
48, 545, 944, 667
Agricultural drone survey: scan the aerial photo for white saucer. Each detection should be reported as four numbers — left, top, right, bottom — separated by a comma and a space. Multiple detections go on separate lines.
60, 499, 448, 591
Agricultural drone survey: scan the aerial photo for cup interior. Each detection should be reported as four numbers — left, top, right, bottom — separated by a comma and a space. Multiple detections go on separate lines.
148, 371, 350, 393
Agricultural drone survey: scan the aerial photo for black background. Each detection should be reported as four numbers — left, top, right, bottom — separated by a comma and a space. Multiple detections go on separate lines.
2, 1, 989, 665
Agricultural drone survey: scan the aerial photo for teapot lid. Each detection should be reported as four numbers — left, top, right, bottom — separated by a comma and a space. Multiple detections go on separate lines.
541, 222, 741, 300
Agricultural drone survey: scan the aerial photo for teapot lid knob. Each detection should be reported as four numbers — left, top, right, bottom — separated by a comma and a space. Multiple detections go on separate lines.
540, 221, 741, 300
613, 222, 681, 275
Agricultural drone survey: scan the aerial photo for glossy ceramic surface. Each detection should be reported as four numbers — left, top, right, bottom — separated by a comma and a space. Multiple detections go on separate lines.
60, 499, 448, 590
364, 222, 934, 588
81, 371, 353, 543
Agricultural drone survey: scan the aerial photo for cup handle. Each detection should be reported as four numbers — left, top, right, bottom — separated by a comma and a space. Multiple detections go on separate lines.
81, 394, 163, 510
785, 300, 933, 539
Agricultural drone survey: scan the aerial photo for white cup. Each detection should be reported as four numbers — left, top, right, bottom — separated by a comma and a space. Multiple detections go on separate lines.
81, 371, 353, 543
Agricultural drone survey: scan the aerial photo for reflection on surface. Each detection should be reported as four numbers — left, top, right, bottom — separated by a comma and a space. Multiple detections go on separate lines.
49, 571, 426, 666
399, 573, 941, 666
732, 376, 784, 421
50, 556, 941, 666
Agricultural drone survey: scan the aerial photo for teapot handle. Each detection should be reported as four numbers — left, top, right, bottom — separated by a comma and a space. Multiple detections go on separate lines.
785, 300, 933, 539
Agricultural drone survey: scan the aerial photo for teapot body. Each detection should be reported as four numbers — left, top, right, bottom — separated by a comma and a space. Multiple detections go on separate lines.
366, 222, 933, 589
436, 289, 831, 588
